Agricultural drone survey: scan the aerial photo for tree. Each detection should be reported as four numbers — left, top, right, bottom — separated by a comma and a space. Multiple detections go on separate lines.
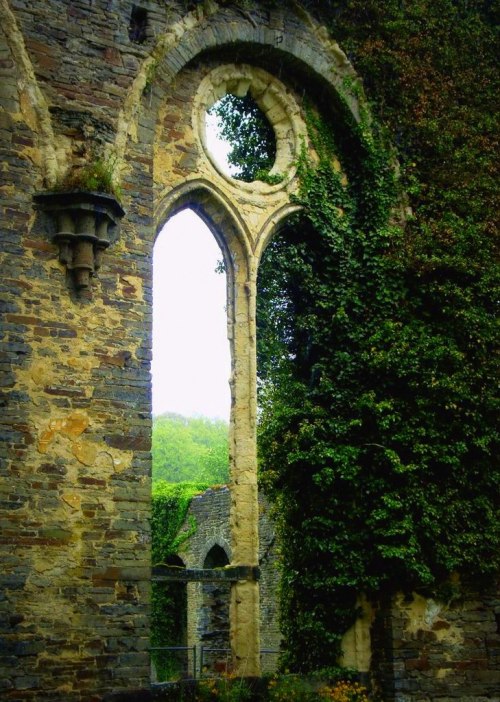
152, 413, 229, 484
208, 93, 276, 182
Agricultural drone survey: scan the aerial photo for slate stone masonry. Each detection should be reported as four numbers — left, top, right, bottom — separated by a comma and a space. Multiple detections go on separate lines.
0, 0, 498, 698
178, 487, 281, 676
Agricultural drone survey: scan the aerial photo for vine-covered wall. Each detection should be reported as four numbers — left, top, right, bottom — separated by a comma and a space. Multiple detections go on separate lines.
256, 0, 498, 698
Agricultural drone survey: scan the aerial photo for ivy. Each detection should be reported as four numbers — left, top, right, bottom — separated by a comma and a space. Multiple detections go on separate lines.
151, 481, 209, 680
257, 1, 499, 673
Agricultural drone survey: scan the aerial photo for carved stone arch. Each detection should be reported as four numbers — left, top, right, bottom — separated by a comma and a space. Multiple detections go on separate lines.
199, 541, 232, 675
159, 21, 363, 123
155, 179, 253, 273
200, 539, 232, 570
254, 202, 304, 264
115, 4, 370, 176
135, 2, 378, 681
154, 180, 252, 348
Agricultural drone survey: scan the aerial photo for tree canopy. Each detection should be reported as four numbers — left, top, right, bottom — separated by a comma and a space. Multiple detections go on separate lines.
152, 412, 229, 484
208, 93, 276, 182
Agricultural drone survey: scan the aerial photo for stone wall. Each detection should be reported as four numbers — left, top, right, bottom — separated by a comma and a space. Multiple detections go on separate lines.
370, 579, 500, 702
0, 0, 497, 699
179, 487, 280, 676
1, 2, 155, 699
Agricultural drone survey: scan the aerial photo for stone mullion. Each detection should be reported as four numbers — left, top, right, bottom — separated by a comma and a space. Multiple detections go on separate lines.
229, 259, 260, 677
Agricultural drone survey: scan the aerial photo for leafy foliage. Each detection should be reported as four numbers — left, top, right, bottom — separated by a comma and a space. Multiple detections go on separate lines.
267, 677, 370, 702
153, 412, 229, 484
196, 674, 252, 702
152, 480, 210, 565
151, 414, 228, 679
56, 154, 121, 200
208, 93, 276, 182
253, 0, 499, 673
194, 675, 372, 702
151, 0, 499, 680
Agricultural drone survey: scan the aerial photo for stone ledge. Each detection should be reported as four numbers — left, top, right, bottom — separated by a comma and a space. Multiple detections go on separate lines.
152, 564, 260, 583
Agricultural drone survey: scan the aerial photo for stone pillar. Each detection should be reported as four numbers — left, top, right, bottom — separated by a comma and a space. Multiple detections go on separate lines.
229, 264, 260, 677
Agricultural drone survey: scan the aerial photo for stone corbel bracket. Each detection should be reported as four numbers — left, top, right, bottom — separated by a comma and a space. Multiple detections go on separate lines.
34, 191, 125, 293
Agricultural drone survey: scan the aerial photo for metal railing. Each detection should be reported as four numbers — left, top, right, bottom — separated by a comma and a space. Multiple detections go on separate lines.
150, 645, 196, 682
151, 644, 280, 681
199, 646, 231, 677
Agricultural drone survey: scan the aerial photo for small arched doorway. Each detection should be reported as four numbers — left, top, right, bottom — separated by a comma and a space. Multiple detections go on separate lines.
200, 544, 231, 675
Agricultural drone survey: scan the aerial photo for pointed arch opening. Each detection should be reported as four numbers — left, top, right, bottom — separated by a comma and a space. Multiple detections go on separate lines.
152, 208, 231, 429
200, 544, 231, 676
151, 206, 233, 681
150, 554, 188, 683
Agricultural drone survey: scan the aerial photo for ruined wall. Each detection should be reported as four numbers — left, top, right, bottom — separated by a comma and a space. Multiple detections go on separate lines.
1, 0, 497, 700
179, 487, 280, 676
1, 2, 155, 699
183, 487, 232, 678
0, 1, 358, 697
371, 580, 500, 702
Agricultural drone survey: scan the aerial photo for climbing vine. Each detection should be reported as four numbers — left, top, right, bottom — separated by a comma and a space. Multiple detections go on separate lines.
149, 0, 498, 679
256, 0, 499, 673
151, 481, 209, 680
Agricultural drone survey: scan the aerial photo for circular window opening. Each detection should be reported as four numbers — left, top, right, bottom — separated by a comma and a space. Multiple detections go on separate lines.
206, 94, 277, 183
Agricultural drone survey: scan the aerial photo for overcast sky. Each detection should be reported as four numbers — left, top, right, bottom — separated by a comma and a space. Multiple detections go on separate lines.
152, 209, 231, 421
151, 112, 235, 422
